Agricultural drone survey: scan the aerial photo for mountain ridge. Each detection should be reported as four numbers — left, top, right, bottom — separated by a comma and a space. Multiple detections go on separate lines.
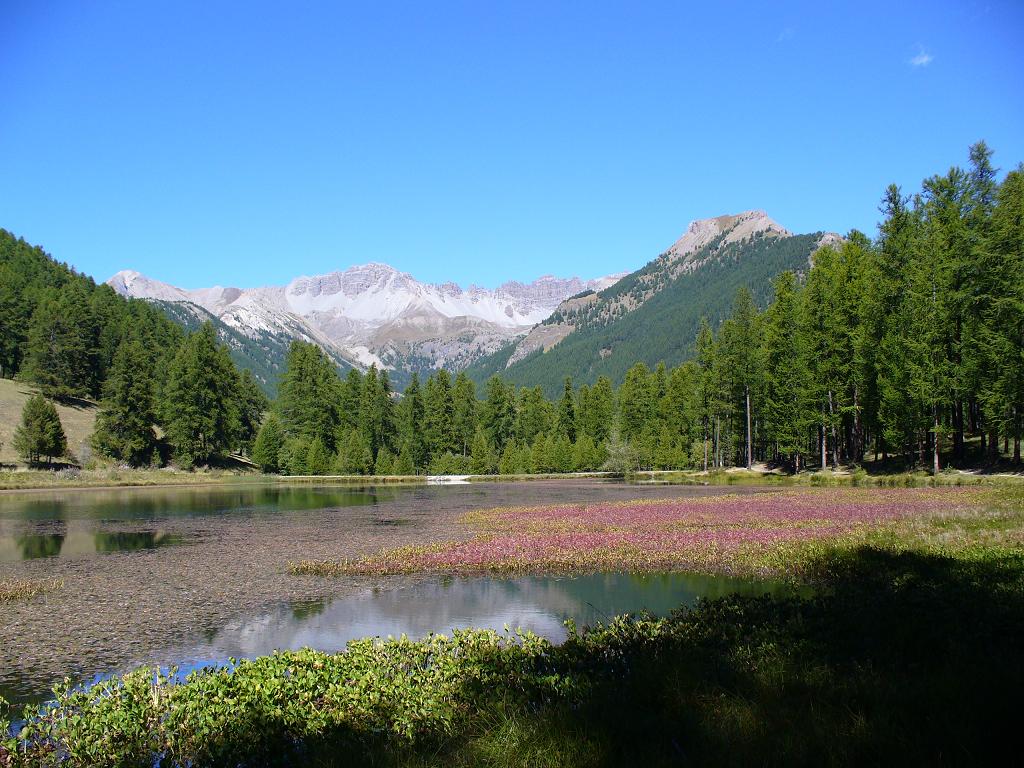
107, 262, 624, 381
466, 212, 840, 395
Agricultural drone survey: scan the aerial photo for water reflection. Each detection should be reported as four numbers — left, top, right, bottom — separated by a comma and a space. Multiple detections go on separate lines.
0, 528, 179, 561
93, 531, 179, 553
15, 532, 65, 559
0, 484, 399, 522
183, 572, 798, 665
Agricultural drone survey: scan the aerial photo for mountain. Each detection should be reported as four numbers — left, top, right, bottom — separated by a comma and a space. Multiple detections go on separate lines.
465, 211, 840, 396
107, 265, 622, 388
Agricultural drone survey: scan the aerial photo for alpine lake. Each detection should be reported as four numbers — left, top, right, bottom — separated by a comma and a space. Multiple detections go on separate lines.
0, 479, 794, 706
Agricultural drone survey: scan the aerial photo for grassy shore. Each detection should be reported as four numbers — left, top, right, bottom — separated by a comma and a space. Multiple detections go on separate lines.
0, 467, 265, 492
2, 486, 1021, 766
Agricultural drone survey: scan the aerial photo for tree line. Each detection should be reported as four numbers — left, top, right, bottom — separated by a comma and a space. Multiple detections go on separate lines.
4, 141, 1021, 474
249, 142, 1022, 476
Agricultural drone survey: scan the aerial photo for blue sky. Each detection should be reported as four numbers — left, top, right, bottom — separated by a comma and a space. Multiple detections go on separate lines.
2, 1, 1022, 289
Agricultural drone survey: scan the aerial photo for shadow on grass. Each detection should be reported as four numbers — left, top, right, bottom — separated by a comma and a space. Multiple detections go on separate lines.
6, 547, 1020, 767
340, 547, 1024, 768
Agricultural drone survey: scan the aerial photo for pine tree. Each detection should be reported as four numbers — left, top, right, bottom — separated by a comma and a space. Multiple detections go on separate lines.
555, 377, 577, 441
13, 394, 66, 465
515, 386, 552, 444
424, 370, 457, 459
336, 429, 373, 474
480, 375, 516, 451
162, 323, 241, 467
374, 445, 395, 476
498, 440, 520, 475
359, 365, 395, 460
619, 363, 654, 441
305, 436, 333, 475
693, 318, 718, 471
718, 288, 763, 468
761, 273, 812, 470
251, 414, 284, 473
277, 341, 342, 452
92, 339, 158, 466
452, 372, 478, 455
469, 427, 496, 474
392, 442, 415, 475
979, 166, 1024, 462
581, 376, 614, 443
397, 374, 427, 470
235, 369, 269, 455
21, 283, 100, 399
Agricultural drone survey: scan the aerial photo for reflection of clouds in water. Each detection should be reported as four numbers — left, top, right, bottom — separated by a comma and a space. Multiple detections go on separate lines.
182, 580, 575, 663
175, 573, 790, 665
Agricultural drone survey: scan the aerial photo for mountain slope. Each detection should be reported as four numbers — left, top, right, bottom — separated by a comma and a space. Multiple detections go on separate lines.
466, 212, 832, 397
151, 300, 357, 397
108, 265, 620, 384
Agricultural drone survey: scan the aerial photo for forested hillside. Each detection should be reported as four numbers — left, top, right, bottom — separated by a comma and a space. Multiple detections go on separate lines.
466, 227, 823, 397
0, 229, 265, 467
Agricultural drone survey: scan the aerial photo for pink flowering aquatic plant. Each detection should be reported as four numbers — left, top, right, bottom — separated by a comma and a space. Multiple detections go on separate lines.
290, 487, 988, 578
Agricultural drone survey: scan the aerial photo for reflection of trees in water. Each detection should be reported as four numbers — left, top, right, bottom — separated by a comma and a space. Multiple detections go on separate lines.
93, 531, 176, 552
16, 532, 65, 559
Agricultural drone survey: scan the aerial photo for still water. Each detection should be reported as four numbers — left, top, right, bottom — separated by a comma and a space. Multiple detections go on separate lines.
0, 480, 785, 705
177, 570, 793, 669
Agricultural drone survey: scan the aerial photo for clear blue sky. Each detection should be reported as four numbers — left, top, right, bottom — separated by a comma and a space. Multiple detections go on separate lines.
2, 1, 1022, 289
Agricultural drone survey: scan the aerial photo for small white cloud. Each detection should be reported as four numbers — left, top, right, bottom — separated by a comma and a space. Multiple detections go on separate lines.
909, 47, 933, 67
776, 27, 795, 43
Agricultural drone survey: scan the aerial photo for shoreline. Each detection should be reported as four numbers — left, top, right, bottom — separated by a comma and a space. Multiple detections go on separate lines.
2, 465, 1020, 494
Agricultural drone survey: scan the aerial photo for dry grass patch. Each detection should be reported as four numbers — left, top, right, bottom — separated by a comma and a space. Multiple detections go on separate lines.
0, 576, 63, 602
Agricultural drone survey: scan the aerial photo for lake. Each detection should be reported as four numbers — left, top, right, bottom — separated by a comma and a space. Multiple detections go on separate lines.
0, 479, 785, 705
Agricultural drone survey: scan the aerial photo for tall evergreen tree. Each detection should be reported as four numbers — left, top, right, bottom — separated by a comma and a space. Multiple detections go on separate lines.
398, 373, 428, 470
979, 166, 1024, 462
452, 372, 478, 455
92, 339, 158, 466
555, 377, 577, 441
251, 413, 284, 473
162, 323, 241, 467
21, 283, 100, 399
761, 273, 812, 470
424, 370, 457, 458
276, 341, 342, 452
480, 375, 516, 450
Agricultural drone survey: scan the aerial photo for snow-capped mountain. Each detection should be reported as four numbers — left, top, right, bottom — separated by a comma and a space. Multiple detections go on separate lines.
107, 264, 624, 381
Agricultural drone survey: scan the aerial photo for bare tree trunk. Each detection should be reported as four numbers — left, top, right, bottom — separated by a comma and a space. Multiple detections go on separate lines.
828, 390, 838, 470
820, 422, 826, 470
1015, 407, 1021, 465
853, 385, 861, 465
954, 400, 964, 462
745, 387, 752, 469
933, 407, 941, 475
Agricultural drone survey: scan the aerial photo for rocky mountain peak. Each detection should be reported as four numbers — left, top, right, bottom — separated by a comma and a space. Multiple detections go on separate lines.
665, 210, 790, 263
